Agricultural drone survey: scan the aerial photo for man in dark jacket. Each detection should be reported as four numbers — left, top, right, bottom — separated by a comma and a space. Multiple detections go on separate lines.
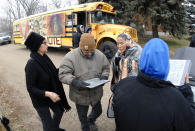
113, 38, 194, 131
72, 25, 84, 48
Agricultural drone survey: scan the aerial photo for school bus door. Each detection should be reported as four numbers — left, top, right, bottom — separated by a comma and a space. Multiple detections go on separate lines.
74, 11, 88, 27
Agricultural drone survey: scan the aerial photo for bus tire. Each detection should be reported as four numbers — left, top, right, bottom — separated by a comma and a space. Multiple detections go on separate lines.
99, 41, 117, 61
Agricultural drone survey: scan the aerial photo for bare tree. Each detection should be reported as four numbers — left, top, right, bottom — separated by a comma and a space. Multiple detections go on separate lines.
52, 0, 62, 8
18, 0, 41, 16
38, 2, 48, 13
0, 16, 12, 34
1, 1, 20, 34
0, 0, 48, 34
5, 0, 47, 18
6, 0, 21, 20
50, 0, 78, 9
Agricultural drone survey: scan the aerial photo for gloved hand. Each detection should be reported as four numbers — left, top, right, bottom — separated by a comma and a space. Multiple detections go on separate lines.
100, 76, 108, 80
115, 57, 121, 66
71, 78, 90, 89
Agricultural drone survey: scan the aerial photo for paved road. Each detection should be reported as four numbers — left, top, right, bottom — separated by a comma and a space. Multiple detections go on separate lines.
0, 44, 115, 131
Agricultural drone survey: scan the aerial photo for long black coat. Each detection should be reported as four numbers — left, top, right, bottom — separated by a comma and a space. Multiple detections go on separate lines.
25, 52, 70, 111
72, 25, 82, 48
113, 71, 194, 131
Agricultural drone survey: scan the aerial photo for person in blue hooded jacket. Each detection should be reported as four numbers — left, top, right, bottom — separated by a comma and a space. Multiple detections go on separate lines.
113, 38, 194, 131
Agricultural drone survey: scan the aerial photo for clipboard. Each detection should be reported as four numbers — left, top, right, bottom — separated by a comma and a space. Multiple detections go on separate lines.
84, 78, 109, 88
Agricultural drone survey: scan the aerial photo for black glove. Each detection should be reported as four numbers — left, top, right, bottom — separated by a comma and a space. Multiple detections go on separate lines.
100, 76, 108, 80
115, 57, 121, 66
71, 78, 90, 89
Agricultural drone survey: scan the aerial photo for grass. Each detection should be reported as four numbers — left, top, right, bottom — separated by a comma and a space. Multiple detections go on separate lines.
138, 35, 190, 58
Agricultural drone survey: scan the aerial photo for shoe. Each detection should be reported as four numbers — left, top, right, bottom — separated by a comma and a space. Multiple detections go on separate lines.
89, 122, 98, 131
58, 128, 66, 131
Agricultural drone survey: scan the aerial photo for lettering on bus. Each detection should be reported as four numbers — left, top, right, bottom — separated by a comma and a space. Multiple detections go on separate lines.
48, 37, 61, 46
96, 4, 112, 12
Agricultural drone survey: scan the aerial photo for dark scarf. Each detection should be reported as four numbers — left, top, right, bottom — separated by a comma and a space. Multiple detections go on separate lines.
137, 71, 175, 89
30, 52, 71, 112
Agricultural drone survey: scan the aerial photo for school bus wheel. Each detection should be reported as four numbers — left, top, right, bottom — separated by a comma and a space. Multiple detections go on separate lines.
99, 41, 117, 61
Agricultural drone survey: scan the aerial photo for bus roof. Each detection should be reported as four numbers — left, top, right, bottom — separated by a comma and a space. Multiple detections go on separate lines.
13, 2, 115, 23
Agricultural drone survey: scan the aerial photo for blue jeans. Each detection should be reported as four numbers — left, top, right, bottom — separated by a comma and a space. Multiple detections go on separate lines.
76, 101, 102, 131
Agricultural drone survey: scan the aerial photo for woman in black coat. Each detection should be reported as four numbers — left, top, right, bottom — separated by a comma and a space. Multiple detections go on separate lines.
24, 32, 71, 131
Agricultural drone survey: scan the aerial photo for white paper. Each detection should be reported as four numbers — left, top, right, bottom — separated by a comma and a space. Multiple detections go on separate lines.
167, 60, 191, 86
84, 78, 109, 88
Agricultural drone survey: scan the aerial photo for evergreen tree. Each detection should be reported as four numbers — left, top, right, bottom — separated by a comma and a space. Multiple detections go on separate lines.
185, 0, 195, 34
128, 0, 186, 38
79, 0, 187, 38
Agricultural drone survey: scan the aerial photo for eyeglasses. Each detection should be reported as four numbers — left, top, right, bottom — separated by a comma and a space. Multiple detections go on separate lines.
82, 50, 94, 54
42, 41, 47, 45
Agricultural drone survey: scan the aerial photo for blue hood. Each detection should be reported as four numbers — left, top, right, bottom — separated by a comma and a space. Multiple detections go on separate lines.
140, 38, 170, 80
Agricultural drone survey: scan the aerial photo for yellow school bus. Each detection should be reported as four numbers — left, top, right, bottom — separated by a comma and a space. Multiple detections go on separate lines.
13, 2, 138, 59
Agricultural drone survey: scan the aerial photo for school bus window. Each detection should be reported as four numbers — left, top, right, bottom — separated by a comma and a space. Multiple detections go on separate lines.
91, 11, 115, 24
14, 25, 16, 32
13, 26, 16, 32
14, 24, 19, 32
16, 25, 17, 31
17, 25, 19, 31
17, 25, 20, 31
66, 15, 75, 26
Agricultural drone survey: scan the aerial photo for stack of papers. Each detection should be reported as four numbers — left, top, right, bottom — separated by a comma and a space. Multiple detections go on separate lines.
167, 60, 191, 86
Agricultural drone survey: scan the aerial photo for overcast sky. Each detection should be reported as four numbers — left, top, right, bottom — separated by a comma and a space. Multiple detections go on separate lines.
0, 0, 7, 17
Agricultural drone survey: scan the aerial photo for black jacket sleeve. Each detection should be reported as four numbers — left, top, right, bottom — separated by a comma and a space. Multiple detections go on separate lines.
191, 106, 195, 129
25, 60, 45, 98
178, 84, 195, 129
178, 84, 194, 103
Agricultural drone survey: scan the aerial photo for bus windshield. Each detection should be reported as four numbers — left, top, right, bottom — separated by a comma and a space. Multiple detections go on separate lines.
91, 11, 116, 24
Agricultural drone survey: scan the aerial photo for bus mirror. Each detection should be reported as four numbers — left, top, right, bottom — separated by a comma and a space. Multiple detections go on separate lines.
130, 23, 136, 28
